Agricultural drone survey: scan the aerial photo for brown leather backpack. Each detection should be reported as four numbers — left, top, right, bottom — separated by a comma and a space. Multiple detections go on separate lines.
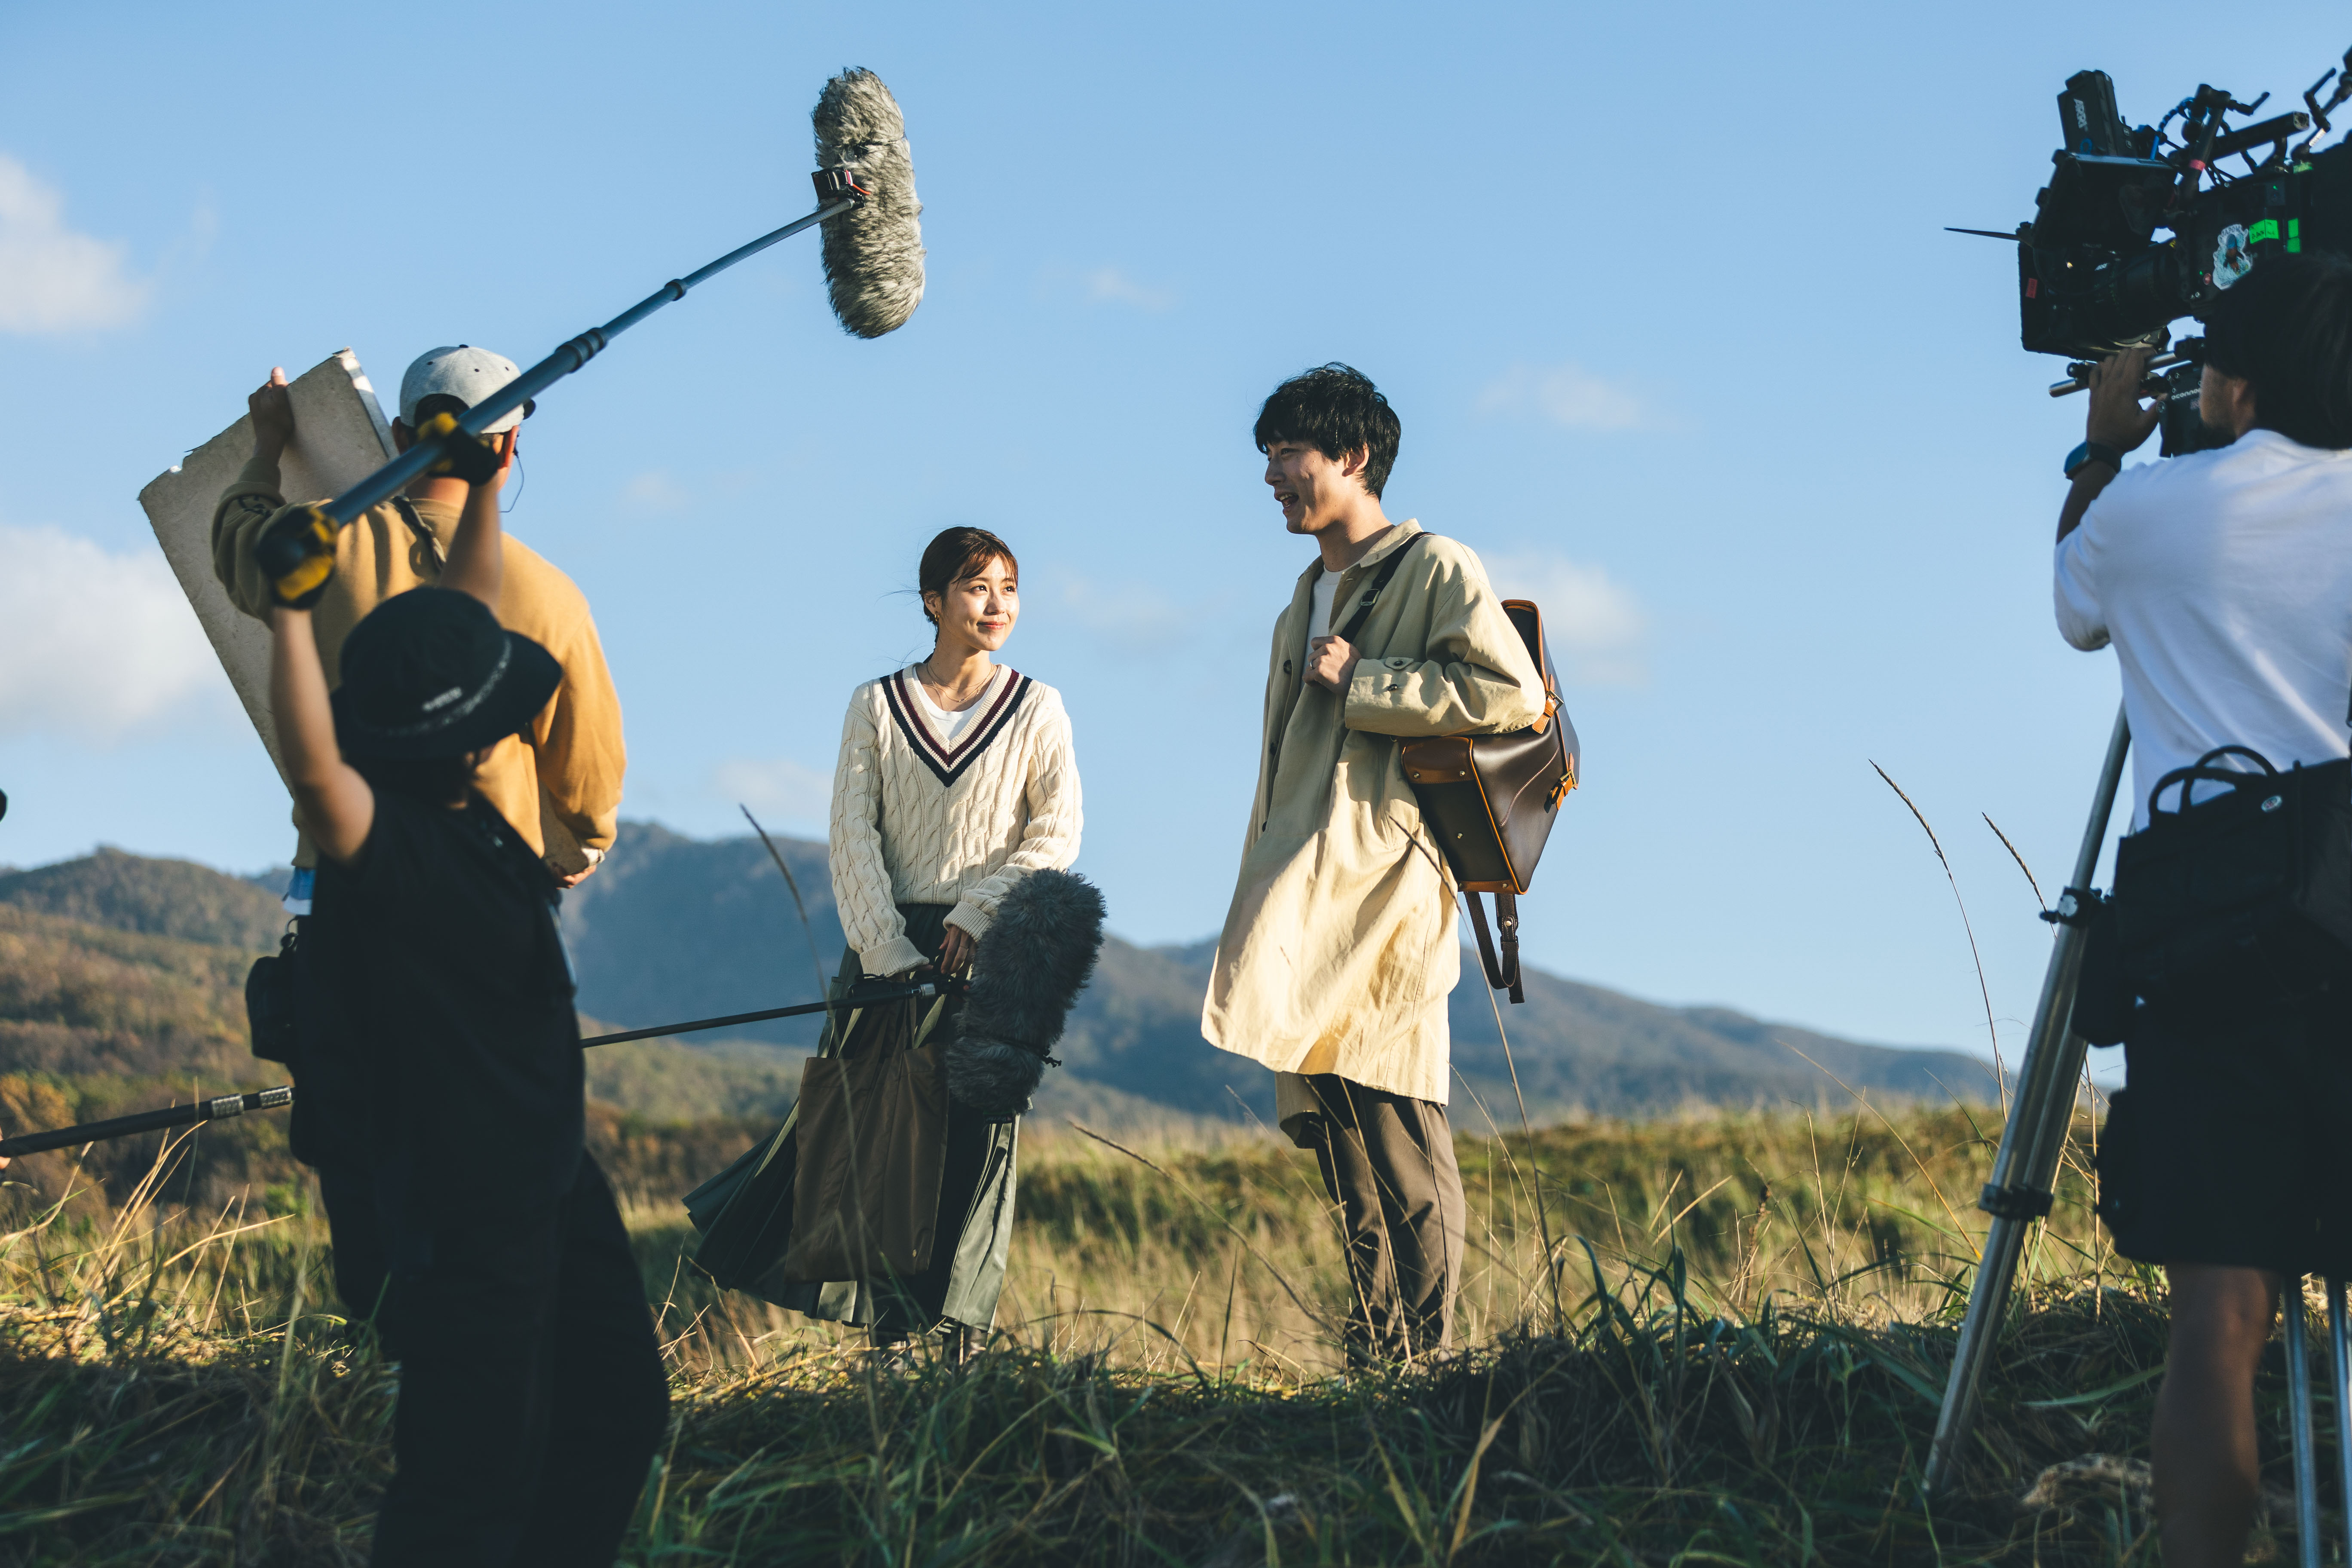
1341, 535, 1581, 1003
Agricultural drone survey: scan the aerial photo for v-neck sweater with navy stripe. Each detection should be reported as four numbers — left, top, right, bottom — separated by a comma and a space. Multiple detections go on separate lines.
828, 663, 1084, 977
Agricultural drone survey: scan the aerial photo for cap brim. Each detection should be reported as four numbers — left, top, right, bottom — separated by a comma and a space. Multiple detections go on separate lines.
332, 633, 563, 760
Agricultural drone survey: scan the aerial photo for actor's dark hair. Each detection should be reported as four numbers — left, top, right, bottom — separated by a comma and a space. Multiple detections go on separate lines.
352, 750, 480, 804
1253, 363, 1401, 498
919, 527, 1019, 627
2203, 252, 2352, 450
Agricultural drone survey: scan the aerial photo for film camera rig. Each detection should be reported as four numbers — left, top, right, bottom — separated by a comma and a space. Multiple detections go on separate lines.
1954, 47, 2352, 454
1926, 46, 2352, 1519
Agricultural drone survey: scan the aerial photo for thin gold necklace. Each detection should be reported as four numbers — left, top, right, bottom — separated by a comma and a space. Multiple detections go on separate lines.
921, 657, 992, 710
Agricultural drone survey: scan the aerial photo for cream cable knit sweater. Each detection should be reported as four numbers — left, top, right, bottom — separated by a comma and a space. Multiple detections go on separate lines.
828, 665, 1083, 977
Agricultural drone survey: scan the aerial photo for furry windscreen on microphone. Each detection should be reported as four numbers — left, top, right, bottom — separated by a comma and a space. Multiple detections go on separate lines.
944, 870, 1107, 1121
812, 67, 926, 339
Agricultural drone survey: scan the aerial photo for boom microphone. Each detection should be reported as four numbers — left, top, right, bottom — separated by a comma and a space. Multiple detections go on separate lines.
944, 870, 1107, 1121
254, 67, 928, 607
814, 67, 926, 338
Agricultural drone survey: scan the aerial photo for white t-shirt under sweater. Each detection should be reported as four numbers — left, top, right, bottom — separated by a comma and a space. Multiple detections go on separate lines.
911, 671, 982, 745
1308, 567, 1338, 643
2055, 429, 2352, 828
828, 662, 1083, 976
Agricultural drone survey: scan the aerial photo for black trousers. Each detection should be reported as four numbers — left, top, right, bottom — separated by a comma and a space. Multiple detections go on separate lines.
321, 1155, 670, 1567
1302, 1074, 1467, 1363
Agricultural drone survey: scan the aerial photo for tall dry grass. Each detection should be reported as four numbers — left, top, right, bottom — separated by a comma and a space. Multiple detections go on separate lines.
10, 1088, 2312, 1566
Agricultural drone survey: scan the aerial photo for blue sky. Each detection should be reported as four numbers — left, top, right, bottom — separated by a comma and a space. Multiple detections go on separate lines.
3, 2, 2345, 1063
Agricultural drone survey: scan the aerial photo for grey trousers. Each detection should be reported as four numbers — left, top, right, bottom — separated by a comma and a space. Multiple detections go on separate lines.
1301, 1074, 1467, 1363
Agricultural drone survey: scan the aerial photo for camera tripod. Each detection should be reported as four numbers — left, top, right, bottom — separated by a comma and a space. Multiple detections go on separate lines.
1925, 711, 2352, 1566
2278, 1280, 2352, 1568
1924, 704, 2129, 1494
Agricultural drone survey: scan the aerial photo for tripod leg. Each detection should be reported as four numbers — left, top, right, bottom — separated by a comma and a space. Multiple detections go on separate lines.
2288, 1281, 2323, 1568
2331, 1281, 2352, 1565
1926, 704, 2130, 1497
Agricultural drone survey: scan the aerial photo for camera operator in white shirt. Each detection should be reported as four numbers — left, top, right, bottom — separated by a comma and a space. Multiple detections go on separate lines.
2055, 252, 2352, 1568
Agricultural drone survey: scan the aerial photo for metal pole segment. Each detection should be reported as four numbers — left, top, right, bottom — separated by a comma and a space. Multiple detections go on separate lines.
321, 199, 854, 524
1926, 704, 2131, 1495
0, 1085, 293, 1159
577, 982, 931, 1048
0, 982, 937, 1156
2289, 1283, 2323, 1568
2332, 1280, 2352, 1562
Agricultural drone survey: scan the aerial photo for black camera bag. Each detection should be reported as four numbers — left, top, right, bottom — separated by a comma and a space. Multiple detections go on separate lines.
2113, 746, 2352, 999
245, 919, 304, 1064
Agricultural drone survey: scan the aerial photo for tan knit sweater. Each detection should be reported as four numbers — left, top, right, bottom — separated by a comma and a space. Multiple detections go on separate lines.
829, 664, 1083, 976
212, 454, 626, 872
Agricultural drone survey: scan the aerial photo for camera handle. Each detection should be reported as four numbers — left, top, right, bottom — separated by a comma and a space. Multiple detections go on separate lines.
2298, 48, 2352, 158
1925, 704, 2131, 1497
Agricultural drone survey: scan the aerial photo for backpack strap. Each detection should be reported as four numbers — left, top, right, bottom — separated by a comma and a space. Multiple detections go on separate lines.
1334, 530, 1436, 646
1463, 889, 1525, 1003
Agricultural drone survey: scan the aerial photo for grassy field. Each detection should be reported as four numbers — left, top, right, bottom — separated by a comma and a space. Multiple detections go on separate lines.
0, 1097, 2334, 1565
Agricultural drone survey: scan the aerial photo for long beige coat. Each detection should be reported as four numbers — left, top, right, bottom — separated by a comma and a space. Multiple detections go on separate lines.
1202, 521, 1546, 1114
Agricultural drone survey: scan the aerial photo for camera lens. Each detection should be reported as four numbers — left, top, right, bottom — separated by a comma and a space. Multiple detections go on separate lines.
2094, 245, 2190, 329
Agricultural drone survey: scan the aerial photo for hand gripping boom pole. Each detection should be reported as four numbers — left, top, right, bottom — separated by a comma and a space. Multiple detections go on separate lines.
1924, 704, 2131, 1494
252, 185, 859, 605
0, 981, 940, 1159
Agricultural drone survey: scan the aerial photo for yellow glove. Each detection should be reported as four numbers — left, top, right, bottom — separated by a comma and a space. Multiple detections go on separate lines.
255, 505, 337, 608
413, 411, 503, 486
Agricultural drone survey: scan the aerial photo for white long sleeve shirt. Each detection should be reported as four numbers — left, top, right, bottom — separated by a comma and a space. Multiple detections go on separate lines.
2055, 431, 2352, 828
827, 664, 1083, 976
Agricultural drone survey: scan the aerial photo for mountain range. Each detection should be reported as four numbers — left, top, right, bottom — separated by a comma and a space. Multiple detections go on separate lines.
554, 822, 1996, 1121
0, 828, 1997, 1132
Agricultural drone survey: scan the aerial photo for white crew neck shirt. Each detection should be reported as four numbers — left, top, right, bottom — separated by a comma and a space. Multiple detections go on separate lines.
2055, 429, 2352, 828
909, 666, 988, 745
1309, 567, 1338, 642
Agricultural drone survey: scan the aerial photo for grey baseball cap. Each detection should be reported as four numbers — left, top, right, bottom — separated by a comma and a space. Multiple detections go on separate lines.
398, 345, 536, 434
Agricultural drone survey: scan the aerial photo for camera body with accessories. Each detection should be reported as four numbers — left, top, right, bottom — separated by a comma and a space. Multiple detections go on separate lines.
1978, 51, 2352, 453
2015, 60, 2352, 360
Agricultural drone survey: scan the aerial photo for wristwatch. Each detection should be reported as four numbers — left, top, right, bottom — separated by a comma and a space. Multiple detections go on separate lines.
2064, 440, 2126, 479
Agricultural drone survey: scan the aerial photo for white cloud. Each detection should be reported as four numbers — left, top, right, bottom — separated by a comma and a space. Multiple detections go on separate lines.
0, 155, 150, 334
621, 470, 689, 511
0, 523, 228, 739
1479, 549, 1648, 687
1082, 266, 1176, 312
712, 756, 834, 825
1475, 362, 1650, 432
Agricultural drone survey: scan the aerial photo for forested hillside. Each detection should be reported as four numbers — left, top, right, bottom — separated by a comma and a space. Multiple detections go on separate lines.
557, 822, 2000, 1120
4, 831, 1996, 1182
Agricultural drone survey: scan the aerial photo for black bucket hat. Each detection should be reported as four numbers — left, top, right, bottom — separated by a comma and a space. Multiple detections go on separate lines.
331, 588, 561, 760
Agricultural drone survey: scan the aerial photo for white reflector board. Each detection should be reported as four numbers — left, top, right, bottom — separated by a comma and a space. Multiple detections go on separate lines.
133, 352, 594, 875
136, 351, 395, 785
